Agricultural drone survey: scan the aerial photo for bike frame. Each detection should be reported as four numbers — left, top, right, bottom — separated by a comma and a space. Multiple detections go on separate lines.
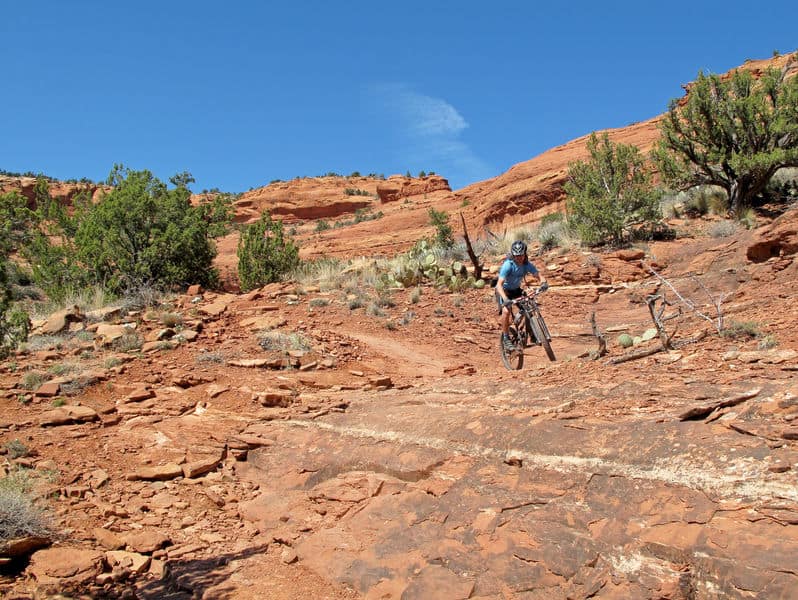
500, 286, 555, 368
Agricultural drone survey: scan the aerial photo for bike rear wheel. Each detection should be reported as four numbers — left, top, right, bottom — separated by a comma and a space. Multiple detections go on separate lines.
500, 325, 524, 370
529, 314, 556, 361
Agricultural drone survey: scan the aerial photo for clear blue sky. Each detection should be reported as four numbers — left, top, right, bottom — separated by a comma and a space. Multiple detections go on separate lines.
2, 1, 796, 193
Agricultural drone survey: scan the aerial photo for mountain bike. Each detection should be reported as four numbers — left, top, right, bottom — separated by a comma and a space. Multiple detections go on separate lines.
500, 287, 556, 370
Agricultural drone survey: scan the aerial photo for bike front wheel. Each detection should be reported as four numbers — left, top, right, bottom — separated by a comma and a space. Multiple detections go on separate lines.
500, 325, 524, 370
529, 314, 556, 362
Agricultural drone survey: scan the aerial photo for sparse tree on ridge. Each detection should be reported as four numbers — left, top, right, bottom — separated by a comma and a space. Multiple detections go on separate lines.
654, 54, 798, 215
565, 132, 662, 246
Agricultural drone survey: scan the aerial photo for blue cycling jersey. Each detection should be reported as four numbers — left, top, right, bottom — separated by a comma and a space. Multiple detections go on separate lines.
498, 258, 538, 291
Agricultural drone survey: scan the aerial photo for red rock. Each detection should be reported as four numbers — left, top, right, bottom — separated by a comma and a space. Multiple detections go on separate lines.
26, 547, 103, 585
34, 381, 60, 397
123, 530, 171, 554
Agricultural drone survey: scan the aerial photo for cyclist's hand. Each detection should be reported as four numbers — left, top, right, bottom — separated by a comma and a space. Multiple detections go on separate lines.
539, 281, 549, 292
502, 299, 513, 307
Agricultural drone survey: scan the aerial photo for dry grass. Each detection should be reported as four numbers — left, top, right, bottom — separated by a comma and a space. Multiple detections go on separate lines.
258, 331, 312, 352
0, 470, 53, 545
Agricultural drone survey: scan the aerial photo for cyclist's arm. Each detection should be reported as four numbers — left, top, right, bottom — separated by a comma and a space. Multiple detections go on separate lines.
524, 266, 547, 290
532, 268, 547, 285
496, 274, 510, 304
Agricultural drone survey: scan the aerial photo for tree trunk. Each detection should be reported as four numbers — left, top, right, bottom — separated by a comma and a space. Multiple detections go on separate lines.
728, 178, 755, 216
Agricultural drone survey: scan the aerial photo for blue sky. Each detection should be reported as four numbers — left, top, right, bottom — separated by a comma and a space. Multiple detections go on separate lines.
2, 1, 796, 193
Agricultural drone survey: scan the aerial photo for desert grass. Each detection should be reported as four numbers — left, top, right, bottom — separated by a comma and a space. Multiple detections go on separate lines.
258, 331, 312, 353
0, 470, 53, 545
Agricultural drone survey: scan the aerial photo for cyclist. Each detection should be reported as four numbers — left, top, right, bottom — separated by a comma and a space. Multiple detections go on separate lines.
496, 240, 548, 349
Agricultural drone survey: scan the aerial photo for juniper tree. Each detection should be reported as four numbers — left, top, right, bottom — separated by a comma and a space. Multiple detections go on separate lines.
654, 54, 798, 215
237, 212, 300, 292
565, 132, 662, 246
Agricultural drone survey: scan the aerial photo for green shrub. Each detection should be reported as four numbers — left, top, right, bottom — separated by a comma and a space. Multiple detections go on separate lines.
654, 57, 798, 215
565, 132, 662, 246
22, 167, 228, 300
428, 208, 454, 248
21, 372, 46, 390
237, 212, 300, 292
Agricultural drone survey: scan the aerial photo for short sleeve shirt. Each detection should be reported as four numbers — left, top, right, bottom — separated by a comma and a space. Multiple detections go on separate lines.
498, 259, 538, 291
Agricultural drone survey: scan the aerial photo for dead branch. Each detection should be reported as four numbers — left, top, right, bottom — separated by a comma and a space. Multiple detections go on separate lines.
645, 294, 674, 350
459, 212, 483, 280
691, 275, 731, 333
609, 345, 665, 364
647, 266, 727, 333
589, 312, 607, 359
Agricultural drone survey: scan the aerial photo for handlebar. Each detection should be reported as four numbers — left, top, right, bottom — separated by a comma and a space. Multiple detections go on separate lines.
505, 285, 548, 306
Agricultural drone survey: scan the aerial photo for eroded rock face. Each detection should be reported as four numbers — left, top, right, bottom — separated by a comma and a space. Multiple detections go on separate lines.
0, 176, 108, 207
747, 207, 798, 262
233, 175, 387, 224
375, 175, 451, 203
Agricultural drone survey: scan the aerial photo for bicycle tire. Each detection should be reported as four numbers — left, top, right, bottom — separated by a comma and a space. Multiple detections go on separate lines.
530, 314, 556, 361
500, 325, 524, 370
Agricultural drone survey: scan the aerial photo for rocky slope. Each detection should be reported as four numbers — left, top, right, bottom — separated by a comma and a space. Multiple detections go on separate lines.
2, 205, 798, 598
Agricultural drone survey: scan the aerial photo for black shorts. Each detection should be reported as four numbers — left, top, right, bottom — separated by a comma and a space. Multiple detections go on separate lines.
496, 287, 523, 314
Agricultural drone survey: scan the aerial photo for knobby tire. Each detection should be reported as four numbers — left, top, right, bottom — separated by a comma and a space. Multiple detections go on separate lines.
500, 325, 524, 370
531, 313, 556, 361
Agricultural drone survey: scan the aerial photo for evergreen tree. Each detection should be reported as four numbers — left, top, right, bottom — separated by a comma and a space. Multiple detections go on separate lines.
565, 132, 662, 246
237, 212, 300, 292
654, 54, 798, 215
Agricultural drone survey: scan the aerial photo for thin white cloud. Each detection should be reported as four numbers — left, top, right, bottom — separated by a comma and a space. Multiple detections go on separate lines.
371, 83, 493, 185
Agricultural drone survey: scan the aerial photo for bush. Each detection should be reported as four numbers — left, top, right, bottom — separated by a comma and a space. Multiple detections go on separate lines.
3, 439, 30, 459
708, 220, 738, 238
721, 321, 761, 340
565, 132, 662, 246
258, 331, 311, 352
0, 472, 52, 544
237, 212, 300, 292
428, 208, 454, 248
0, 267, 29, 358
537, 221, 566, 252
23, 167, 228, 300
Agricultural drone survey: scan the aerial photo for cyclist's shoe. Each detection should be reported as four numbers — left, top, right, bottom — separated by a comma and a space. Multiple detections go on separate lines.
502, 333, 515, 351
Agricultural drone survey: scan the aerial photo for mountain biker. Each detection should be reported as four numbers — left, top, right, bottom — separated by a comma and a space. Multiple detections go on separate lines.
496, 240, 548, 349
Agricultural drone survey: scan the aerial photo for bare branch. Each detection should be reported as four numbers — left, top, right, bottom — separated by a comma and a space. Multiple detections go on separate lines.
609, 345, 665, 364
459, 212, 483, 280
589, 312, 607, 359
647, 266, 725, 333
645, 294, 674, 350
